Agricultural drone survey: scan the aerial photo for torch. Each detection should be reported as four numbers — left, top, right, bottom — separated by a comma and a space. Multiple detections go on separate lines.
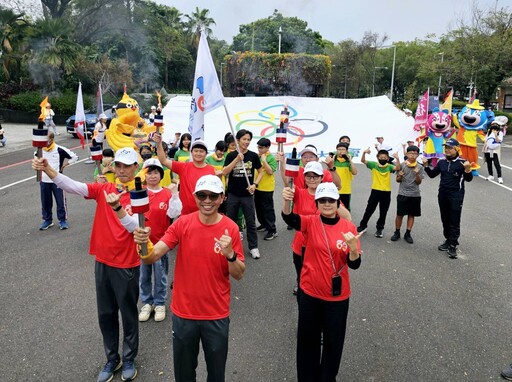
32, 121, 48, 182
276, 106, 289, 170
130, 177, 150, 257
154, 114, 163, 134
285, 147, 300, 189
90, 145, 103, 175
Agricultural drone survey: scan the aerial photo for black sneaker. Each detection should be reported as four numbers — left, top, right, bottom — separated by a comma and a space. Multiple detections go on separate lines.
357, 226, 366, 233
438, 242, 449, 251
256, 225, 266, 232
375, 229, 383, 238
292, 285, 298, 295
447, 245, 458, 259
287, 225, 294, 231
404, 232, 413, 244
264, 232, 278, 241
390, 231, 400, 241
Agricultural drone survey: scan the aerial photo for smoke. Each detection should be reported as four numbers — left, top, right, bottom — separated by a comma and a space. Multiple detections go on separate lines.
27, 39, 63, 92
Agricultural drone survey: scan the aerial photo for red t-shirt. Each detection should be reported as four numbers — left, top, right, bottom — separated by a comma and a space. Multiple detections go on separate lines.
146, 188, 172, 243
160, 212, 245, 320
300, 214, 361, 301
86, 183, 139, 268
172, 161, 215, 215
291, 187, 319, 254
294, 167, 333, 189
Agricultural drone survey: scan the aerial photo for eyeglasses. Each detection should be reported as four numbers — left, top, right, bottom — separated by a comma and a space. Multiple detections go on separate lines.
305, 174, 321, 180
317, 197, 337, 204
195, 192, 221, 201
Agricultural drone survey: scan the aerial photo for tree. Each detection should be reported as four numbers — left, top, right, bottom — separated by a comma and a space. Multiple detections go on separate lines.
0, 6, 29, 81
232, 10, 324, 54
185, 6, 215, 48
40, 0, 73, 19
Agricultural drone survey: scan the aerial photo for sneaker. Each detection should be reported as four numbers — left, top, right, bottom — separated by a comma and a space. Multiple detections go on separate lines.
264, 232, 278, 241
438, 242, 449, 251
256, 225, 266, 232
239, 231, 244, 241
154, 305, 166, 322
59, 220, 69, 230
121, 360, 137, 381
498, 177, 504, 184
487, 175, 494, 181
287, 225, 294, 231
138, 304, 153, 322
292, 285, 298, 295
404, 232, 414, 244
250, 248, 261, 259
447, 245, 458, 259
357, 226, 366, 233
375, 229, 383, 238
97, 358, 122, 382
501, 364, 512, 381
390, 231, 400, 241
39, 221, 54, 230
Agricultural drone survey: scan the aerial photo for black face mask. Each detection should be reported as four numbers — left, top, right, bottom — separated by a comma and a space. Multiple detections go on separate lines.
141, 153, 152, 160
378, 159, 389, 165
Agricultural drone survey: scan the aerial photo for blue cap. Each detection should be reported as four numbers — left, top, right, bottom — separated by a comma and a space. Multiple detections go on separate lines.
443, 138, 459, 147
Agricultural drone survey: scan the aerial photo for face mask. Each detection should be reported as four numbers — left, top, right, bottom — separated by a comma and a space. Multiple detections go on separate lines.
141, 153, 152, 160
378, 159, 388, 165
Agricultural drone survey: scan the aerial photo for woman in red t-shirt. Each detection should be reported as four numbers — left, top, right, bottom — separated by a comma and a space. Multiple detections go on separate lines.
282, 182, 362, 382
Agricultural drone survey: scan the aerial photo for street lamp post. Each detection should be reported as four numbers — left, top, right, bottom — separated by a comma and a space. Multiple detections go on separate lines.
437, 52, 444, 98
373, 66, 388, 97
344, 68, 348, 99
220, 62, 225, 91
327, 64, 336, 97
278, 26, 282, 54
375, 45, 396, 101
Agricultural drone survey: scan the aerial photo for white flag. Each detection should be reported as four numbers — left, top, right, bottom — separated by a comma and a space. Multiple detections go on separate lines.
188, 31, 225, 141
74, 82, 86, 148
96, 83, 104, 118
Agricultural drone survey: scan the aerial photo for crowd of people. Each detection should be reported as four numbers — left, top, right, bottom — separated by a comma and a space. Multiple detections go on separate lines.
30, 106, 511, 381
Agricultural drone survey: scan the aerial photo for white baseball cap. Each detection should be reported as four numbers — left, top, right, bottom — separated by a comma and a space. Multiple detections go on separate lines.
190, 139, 208, 152
303, 161, 324, 176
194, 175, 224, 194
142, 158, 162, 169
98, 113, 107, 119
114, 147, 138, 165
300, 145, 318, 157
315, 182, 339, 200
151, 105, 157, 110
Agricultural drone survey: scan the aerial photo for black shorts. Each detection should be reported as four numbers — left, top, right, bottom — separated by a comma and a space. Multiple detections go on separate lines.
396, 195, 421, 217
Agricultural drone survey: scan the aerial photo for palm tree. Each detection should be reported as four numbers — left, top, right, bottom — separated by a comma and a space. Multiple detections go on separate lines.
185, 7, 215, 48
0, 7, 29, 81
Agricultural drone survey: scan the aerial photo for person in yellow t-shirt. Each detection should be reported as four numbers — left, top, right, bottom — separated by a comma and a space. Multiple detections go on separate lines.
254, 138, 278, 240
333, 142, 357, 211
357, 148, 399, 238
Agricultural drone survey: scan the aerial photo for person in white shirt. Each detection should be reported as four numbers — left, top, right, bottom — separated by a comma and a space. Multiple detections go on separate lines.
93, 113, 108, 149
483, 121, 504, 183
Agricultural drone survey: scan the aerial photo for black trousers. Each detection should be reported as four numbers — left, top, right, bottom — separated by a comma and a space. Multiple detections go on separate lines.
339, 194, 351, 211
226, 193, 258, 250
438, 192, 464, 247
485, 152, 502, 177
358, 189, 391, 230
173, 315, 230, 382
254, 189, 276, 233
95, 261, 139, 362
297, 291, 349, 382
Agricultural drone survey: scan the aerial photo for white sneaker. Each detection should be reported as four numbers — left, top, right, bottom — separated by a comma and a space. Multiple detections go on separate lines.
487, 175, 494, 181
154, 305, 166, 322
138, 304, 153, 322
250, 248, 261, 259
498, 177, 504, 184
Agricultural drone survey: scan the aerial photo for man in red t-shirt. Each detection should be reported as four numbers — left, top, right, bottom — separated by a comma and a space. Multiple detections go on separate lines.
133, 175, 245, 382
154, 135, 215, 215
32, 147, 143, 382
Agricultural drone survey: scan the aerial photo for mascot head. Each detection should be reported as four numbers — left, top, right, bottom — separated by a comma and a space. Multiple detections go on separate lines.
427, 108, 452, 135
457, 99, 489, 131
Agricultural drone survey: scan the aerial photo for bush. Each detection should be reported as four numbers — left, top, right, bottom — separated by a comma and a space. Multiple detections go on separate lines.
8, 91, 44, 113
51, 91, 93, 115
0, 81, 39, 108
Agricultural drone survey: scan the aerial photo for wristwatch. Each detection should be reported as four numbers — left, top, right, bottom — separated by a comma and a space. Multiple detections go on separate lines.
328, 167, 336, 172
227, 252, 237, 262
112, 205, 123, 212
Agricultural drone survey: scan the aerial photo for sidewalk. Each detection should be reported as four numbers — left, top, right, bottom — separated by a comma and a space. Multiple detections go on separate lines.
0, 123, 71, 155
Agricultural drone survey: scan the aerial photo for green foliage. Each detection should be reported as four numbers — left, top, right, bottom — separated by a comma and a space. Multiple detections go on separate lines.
8, 91, 43, 112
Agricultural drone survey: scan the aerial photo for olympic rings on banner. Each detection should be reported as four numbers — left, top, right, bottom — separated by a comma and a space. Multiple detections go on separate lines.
287, 119, 328, 138
234, 110, 275, 126
236, 119, 278, 138
259, 104, 298, 120
260, 125, 305, 146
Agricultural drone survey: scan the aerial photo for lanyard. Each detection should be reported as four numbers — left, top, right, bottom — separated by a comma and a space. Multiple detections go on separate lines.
320, 216, 344, 276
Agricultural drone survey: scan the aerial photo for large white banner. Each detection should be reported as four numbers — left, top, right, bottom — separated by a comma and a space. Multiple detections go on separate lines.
162, 95, 416, 163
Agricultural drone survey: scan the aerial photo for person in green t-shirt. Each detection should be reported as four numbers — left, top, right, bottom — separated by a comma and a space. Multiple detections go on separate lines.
333, 142, 357, 211
357, 148, 400, 238
254, 138, 278, 240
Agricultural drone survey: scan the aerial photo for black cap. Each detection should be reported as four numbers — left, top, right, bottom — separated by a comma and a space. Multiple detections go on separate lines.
443, 138, 460, 147
257, 138, 271, 147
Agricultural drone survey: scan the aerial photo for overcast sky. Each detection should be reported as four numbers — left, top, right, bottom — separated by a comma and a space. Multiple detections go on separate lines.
159, 0, 510, 44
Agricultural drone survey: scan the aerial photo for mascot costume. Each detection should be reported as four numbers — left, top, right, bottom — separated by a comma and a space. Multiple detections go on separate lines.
419, 108, 454, 165
452, 99, 491, 173
105, 92, 164, 153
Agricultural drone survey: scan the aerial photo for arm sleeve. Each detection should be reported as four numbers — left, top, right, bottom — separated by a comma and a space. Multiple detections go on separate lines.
281, 211, 301, 231
347, 254, 362, 269
52, 173, 89, 196
119, 214, 138, 233
167, 193, 183, 219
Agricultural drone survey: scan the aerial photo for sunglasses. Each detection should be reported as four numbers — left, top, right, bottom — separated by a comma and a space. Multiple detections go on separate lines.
305, 174, 321, 180
195, 192, 221, 201
317, 197, 337, 204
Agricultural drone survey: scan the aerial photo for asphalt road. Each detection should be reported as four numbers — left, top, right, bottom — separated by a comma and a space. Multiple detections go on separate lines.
1, 128, 512, 381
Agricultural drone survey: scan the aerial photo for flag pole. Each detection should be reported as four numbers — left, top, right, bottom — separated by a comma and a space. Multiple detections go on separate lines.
222, 104, 252, 188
